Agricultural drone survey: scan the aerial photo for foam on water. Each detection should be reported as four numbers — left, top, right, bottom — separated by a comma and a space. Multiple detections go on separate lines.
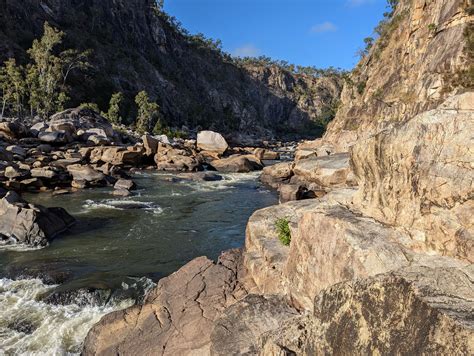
82, 199, 163, 214
0, 278, 134, 355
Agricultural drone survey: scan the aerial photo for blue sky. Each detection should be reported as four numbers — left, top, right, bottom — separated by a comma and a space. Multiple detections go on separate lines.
164, 0, 389, 70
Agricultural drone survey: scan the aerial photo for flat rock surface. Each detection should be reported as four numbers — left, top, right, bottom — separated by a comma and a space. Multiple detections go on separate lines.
210, 294, 299, 355
83, 249, 249, 356
261, 266, 474, 355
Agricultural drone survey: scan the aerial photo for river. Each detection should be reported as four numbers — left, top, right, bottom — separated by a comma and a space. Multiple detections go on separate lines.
0, 171, 278, 354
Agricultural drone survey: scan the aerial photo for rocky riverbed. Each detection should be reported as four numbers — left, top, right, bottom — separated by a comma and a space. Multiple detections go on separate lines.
0, 106, 290, 354
0, 170, 279, 354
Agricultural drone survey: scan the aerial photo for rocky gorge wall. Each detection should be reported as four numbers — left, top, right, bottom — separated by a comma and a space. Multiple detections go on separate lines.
320, 0, 473, 151
0, 0, 342, 137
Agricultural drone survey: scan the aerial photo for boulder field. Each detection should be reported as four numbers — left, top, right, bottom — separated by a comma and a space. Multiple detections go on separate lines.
82, 92, 473, 355
0, 107, 282, 247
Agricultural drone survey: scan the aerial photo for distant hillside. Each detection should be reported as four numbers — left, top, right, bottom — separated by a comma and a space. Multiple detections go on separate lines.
0, 0, 343, 138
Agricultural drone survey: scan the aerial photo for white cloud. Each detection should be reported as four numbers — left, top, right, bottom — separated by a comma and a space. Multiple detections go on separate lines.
310, 21, 337, 34
233, 44, 261, 57
347, 0, 375, 7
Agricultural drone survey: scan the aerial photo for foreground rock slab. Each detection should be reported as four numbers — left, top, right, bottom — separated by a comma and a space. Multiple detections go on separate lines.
261, 266, 474, 355
83, 249, 248, 356
210, 294, 299, 355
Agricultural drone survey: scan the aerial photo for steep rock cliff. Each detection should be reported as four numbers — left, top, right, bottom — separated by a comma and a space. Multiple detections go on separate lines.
322, 0, 472, 151
0, 0, 342, 137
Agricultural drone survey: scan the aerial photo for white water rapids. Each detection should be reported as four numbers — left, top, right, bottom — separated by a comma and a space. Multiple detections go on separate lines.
0, 278, 133, 355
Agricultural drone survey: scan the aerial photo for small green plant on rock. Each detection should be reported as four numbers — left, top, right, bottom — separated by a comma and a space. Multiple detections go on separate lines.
428, 23, 437, 34
275, 217, 291, 246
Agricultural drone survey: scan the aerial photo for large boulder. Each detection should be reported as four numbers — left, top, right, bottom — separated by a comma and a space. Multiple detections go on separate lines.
197, 131, 229, 154
260, 162, 294, 189
90, 146, 143, 166
142, 135, 159, 156
0, 191, 75, 246
49, 108, 115, 141
154, 142, 201, 171
210, 154, 263, 173
67, 164, 105, 182
83, 249, 248, 356
38, 130, 71, 144
0, 120, 27, 140
351, 93, 474, 262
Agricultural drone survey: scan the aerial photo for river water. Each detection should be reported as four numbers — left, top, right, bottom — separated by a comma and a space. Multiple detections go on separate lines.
0, 171, 278, 355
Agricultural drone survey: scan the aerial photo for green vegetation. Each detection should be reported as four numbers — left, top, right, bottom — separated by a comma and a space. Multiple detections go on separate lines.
0, 22, 91, 119
275, 217, 291, 246
135, 91, 160, 134
234, 56, 347, 78
428, 23, 437, 33
0, 59, 26, 118
79, 102, 100, 112
314, 99, 341, 129
356, 0, 404, 61
356, 80, 367, 95
105, 92, 124, 124
443, 6, 474, 92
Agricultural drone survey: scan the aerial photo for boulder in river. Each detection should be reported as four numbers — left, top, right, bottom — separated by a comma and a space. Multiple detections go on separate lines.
67, 164, 105, 182
197, 131, 228, 154
210, 155, 263, 173
114, 179, 136, 191
0, 191, 75, 246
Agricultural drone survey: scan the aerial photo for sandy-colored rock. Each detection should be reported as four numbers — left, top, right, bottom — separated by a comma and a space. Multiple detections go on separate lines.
142, 135, 159, 156
210, 295, 298, 355
245, 188, 469, 311
83, 249, 249, 356
254, 148, 280, 160
197, 131, 228, 154
319, 0, 472, 152
260, 266, 474, 355
211, 154, 263, 173
351, 93, 474, 261
260, 162, 294, 189
292, 152, 356, 188
114, 179, 136, 191
67, 164, 105, 182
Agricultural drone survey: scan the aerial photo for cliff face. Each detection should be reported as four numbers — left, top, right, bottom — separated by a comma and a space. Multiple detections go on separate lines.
322, 0, 472, 151
0, 0, 342, 137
